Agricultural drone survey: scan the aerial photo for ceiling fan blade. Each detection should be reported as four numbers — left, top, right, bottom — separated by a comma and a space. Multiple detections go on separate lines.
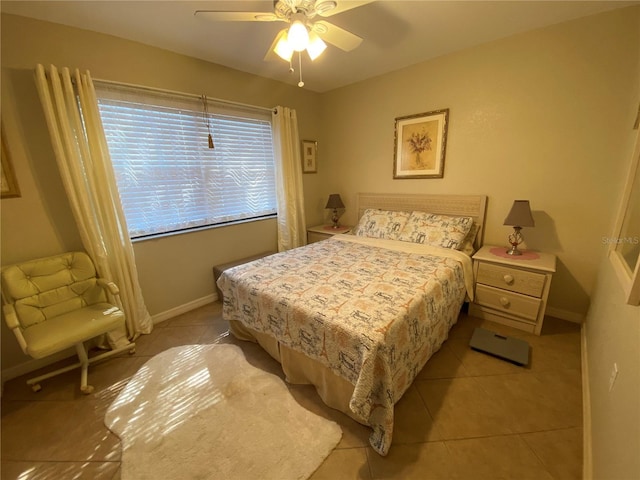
317, 0, 375, 18
194, 11, 281, 22
313, 20, 362, 51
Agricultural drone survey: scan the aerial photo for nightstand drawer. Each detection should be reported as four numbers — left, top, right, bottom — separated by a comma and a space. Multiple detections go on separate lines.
308, 232, 329, 243
476, 262, 546, 297
475, 284, 541, 322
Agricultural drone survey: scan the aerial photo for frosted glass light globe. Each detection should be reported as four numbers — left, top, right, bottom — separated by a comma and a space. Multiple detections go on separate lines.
287, 21, 309, 52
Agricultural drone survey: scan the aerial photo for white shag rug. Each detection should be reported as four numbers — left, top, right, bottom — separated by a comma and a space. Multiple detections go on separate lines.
105, 344, 342, 480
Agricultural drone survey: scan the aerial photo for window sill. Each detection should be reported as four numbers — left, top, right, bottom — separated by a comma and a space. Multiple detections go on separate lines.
130, 214, 277, 243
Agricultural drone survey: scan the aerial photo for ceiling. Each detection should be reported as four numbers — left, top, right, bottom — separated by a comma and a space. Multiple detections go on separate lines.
2, 1, 637, 92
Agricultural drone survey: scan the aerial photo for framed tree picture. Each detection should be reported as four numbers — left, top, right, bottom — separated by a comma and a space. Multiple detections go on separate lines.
393, 109, 449, 179
1, 128, 21, 199
301, 139, 318, 174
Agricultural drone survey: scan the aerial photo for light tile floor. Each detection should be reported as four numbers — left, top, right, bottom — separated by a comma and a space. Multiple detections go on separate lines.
1, 302, 583, 479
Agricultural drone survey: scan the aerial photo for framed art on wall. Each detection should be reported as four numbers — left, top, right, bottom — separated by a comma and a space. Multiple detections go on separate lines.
301, 139, 317, 174
609, 126, 640, 305
1, 128, 21, 199
393, 108, 449, 179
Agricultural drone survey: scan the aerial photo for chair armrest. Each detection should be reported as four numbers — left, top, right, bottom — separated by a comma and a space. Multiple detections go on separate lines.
3, 303, 20, 329
2, 304, 28, 354
97, 279, 120, 296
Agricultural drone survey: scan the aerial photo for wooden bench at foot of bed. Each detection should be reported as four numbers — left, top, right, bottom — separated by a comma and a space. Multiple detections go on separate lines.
213, 251, 276, 302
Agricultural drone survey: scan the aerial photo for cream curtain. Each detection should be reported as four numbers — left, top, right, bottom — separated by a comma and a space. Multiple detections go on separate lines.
34, 64, 153, 342
272, 106, 306, 251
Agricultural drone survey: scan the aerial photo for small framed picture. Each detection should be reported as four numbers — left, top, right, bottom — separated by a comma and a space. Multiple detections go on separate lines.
393, 108, 449, 179
301, 140, 317, 174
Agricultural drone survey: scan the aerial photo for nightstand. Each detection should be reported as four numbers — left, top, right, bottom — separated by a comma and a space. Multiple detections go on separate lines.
307, 225, 352, 244
469, 245, 556, 335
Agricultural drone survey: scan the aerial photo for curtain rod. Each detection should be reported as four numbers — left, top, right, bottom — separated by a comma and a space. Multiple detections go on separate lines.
93, 77, 276, 114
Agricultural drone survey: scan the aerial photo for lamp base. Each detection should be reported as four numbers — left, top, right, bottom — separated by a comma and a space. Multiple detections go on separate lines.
331, 208, 340, 229
506, 226, 524, 255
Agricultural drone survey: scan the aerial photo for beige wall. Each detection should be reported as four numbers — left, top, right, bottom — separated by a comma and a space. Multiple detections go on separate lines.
583, 12, 640, 475
321, 6, 640, 320
0, 13, 326, 370
585, 253, 640, 479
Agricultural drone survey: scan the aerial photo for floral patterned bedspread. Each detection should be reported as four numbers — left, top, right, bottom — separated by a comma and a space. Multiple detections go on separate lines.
218, 235, 473, 455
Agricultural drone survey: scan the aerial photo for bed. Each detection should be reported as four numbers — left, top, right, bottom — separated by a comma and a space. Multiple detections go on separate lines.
217, 193, 487, 455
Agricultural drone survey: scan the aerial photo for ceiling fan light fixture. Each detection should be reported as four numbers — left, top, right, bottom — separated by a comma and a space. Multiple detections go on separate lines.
287, 19, 309, 52
306, 31, 327, 60
315, 1, 337, 15
273, 30, 294, 61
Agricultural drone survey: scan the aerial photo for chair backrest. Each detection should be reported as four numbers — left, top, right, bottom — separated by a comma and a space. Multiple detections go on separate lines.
1, 252, 107, 329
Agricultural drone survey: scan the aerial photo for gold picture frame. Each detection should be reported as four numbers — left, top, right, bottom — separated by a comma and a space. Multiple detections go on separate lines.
393, 108, 449, 179
301, 139, 317, 174
1, 128, 21, 199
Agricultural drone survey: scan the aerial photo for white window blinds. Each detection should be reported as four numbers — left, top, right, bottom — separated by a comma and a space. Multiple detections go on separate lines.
95, 82, 276, 239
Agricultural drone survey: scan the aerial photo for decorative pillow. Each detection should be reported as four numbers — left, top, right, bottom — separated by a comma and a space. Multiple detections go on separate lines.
397, 212, 474, 249
457, 222, 481, 256
353, 209, 411, 240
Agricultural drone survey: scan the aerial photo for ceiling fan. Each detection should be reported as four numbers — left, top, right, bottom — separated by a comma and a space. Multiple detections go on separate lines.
195, 0, 372, 86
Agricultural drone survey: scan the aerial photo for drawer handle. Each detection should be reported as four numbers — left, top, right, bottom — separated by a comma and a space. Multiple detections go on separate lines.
499, 297, 511, 307
503, 274, 515, 285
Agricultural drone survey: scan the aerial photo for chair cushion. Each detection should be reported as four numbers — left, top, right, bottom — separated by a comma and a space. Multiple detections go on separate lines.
1, 252, 107, 329
22, 303, 125, 359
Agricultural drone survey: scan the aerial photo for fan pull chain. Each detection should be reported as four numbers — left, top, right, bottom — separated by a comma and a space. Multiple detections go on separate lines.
201, 94, 215, 149
297, 51, 304, 88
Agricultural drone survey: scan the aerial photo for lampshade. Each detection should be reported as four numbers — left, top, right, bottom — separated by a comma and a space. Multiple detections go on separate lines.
325, 194, 345, 209
274, 29, 294, 61
306, 31, 327, 61
503, 200, 535, 227
287, 20, 309, 52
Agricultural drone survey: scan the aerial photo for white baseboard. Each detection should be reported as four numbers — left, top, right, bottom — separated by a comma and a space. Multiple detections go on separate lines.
546, 306, 586, 324
1, 294, 219, 386
151, 293, 218, 325
581, 324, 593, 480
1, 348, 76, 385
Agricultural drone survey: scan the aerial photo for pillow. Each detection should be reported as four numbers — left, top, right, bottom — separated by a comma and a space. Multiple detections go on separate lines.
457, 222, 481, 256
353, 209, 411, 240
397, 212, 474, 249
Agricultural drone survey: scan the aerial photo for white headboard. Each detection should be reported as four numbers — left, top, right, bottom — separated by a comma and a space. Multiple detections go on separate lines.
355, 193, 488, 250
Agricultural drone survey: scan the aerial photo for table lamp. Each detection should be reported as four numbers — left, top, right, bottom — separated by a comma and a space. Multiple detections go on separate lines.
503, 200, 535, 255
325, 194, 345, 229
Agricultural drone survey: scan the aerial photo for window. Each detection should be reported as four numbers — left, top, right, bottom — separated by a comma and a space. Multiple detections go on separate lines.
95, 82, 276, 239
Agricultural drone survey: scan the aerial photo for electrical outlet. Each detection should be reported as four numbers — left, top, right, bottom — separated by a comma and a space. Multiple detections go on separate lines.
609, 363, 619, 392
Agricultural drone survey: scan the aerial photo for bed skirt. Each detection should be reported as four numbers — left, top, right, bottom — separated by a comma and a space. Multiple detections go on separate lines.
228, 320, 366, 426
